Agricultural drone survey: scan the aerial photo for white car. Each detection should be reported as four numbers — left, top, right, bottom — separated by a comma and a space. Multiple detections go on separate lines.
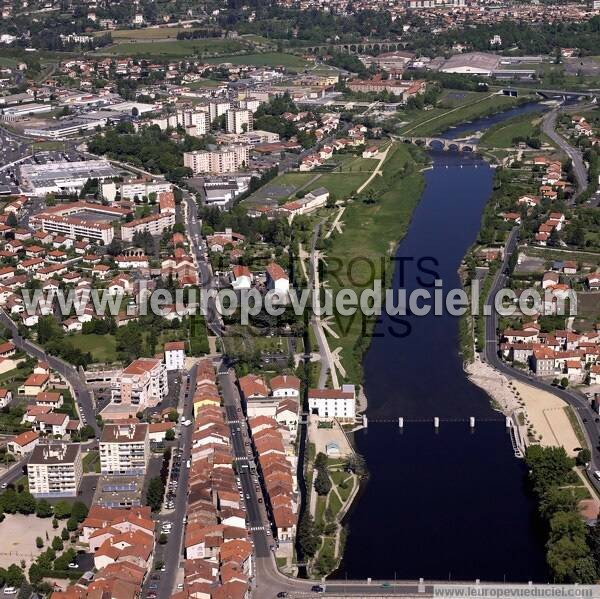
4, 587, 17, 595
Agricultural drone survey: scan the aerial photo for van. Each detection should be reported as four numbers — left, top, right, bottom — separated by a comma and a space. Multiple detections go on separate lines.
186, 459, 191, 468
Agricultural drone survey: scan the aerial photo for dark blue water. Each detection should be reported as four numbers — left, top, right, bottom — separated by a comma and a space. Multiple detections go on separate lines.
332, 108, 550, 583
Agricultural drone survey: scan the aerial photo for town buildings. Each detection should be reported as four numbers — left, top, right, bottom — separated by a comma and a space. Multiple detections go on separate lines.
111, 358, 169, 408
27, 442, 82, 497
183, 146, 250, 175
99, 423, 150, 476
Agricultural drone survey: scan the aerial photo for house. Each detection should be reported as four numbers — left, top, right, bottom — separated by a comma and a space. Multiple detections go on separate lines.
587, 273, 600, 291
148, 422, 174, 443
0, 388, 12, 408
308, 386, 356, 421
265, 263, 289, 297
542, 272, 560, 290
36, 391, 64, 409
231, 265, 253, 291
269, 375, 300, 399
35, 412, 69, 436
563, 261, 577, 275
238, 374, 269, 401
0, 340, 15, 357
18, 373, 49, 397
7, 430, 39, 456
164, 341, 185, 371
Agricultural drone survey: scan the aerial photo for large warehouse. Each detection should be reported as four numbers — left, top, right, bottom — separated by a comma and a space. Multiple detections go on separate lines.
19, 159, 121, 195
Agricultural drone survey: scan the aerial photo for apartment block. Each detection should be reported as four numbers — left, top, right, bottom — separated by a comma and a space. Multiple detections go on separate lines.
111, 358, 169, 408
226, 108, 253, 134
28, 443, 82, 497
99, 423, 149, 475
183, 145, 249, 175
121, 212, 175, 242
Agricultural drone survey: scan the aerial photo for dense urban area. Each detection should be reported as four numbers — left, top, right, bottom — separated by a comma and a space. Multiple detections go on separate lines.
0, 0, 600, 596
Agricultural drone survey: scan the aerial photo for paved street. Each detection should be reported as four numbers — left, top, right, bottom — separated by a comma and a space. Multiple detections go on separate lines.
541, 108, 588, 202
483, 228, 600, 493
0, 309, 100, 436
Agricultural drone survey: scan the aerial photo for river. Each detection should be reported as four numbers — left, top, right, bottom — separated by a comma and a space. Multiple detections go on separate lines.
331, 104, 550, 583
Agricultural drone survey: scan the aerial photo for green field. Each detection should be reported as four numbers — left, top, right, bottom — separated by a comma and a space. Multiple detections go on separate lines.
479, 111, 544, 148
100, 27, 208, 41
70, 334, 117, 364
400, 94, 525, 137
0, 56, 18, 67
305, 172, 370, 202
184, 78, 223, 90
324, 143, 425, 383
204, 52, 308, 69
96, 38, 246, 58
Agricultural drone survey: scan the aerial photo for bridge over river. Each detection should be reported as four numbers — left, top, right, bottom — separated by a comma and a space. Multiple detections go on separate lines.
399, 136, 478, 152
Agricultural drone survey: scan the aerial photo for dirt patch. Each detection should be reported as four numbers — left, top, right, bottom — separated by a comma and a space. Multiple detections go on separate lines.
0, 513, 59, 569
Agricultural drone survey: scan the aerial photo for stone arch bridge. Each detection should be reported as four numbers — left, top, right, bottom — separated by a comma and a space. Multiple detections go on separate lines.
401, 136, 478, 152
302, 41, 403, 54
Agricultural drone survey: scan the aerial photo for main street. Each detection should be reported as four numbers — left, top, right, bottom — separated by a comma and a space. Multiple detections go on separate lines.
483, 228, 600, 493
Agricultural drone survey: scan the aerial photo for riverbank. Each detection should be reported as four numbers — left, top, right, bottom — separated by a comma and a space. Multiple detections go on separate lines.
322, 142, 427, 384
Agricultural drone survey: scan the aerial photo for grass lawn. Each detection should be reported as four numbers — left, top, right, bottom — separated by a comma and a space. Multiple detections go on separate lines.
328, 490, 342, 518
96, 39, 246, 58
101, 27, 208, 41
324, 143, 425, 383
337, 476, 354, 502
305, 172, 370, 202
204, 52, 308, 69
82, 450, 101, 473
32, 140, 67, 152
479, 112, 544, 148
335, 156, 379, 173
399, 94, 524, 136
315, 495, 327, 526
184, 78, 223, 90
0, 56, 18, 67
70, 334, 117, 363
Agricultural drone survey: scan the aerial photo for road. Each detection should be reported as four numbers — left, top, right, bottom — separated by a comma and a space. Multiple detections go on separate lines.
0, 309, 99, 436
183, 191, 224, 337
482, 228, 600, 493
541, 108, 588, 201
154, 366, 195, 599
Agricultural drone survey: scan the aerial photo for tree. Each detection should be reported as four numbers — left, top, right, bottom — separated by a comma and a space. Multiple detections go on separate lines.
167, 409, 179, 423
61, 527, 69, 541
158, 533, 168, 545
576, 448, 591, 466
51, 536, 64, 552
35, 499, 53, 518
560, 377, 569, 388
17, 492, 36, 515
52, 518, 59, 529
71, 501, 88, 522
52, 500, 71, 519
297, 512, 319, 558
28, 562, 44, 586
35, 537, 43, 549
314, 468, 332, 496
4, 564, 24, 588
146, 477, 165, 512
66, 516, 78, 532
165, 429, 175, 441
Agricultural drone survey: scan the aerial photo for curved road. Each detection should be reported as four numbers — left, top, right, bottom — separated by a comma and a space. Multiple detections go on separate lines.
0, 310, 99, 436
541, 108, 588, 202
483, 228, 600, 493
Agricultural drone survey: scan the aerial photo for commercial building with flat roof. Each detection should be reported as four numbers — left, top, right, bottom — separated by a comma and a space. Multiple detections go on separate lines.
20, 159, 121, 195
28, 442, 82, 497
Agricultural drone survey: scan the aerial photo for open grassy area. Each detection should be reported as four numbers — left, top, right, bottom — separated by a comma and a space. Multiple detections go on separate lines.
399, 93, 523, 137
324, 143, 425, 383
100, 27, 208, 41
96, 38, 246, 58
184, 78, 223, 90
479, 112, 544, 148
69, 334, 117, 364
82, 450, 101, 473
306, 172, 371, 202
204, 52, 308, 69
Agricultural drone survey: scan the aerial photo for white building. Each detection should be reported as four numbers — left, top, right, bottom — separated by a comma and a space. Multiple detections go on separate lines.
308, 386, 356, 421
101, 178, 171, 202
121, 212, 175, 242
99, 423, 149, 476
226, 108, 253, 134
111, 357, 169, 408
164, 341, 185, 371
28, 443, 82, 497
184, 145, 249, 175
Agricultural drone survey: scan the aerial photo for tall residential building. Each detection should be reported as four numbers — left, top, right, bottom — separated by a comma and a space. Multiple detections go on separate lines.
183, 145, 249, 175
226, 108, 253, 134
152, 109, 210, 136
28, 443, 82, 497
100, 423, 149, 475
207, 99, 232, 122
111, 358, 169, 408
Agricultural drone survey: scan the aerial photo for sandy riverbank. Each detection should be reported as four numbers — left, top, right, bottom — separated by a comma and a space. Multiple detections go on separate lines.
466, 357, 581, 457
